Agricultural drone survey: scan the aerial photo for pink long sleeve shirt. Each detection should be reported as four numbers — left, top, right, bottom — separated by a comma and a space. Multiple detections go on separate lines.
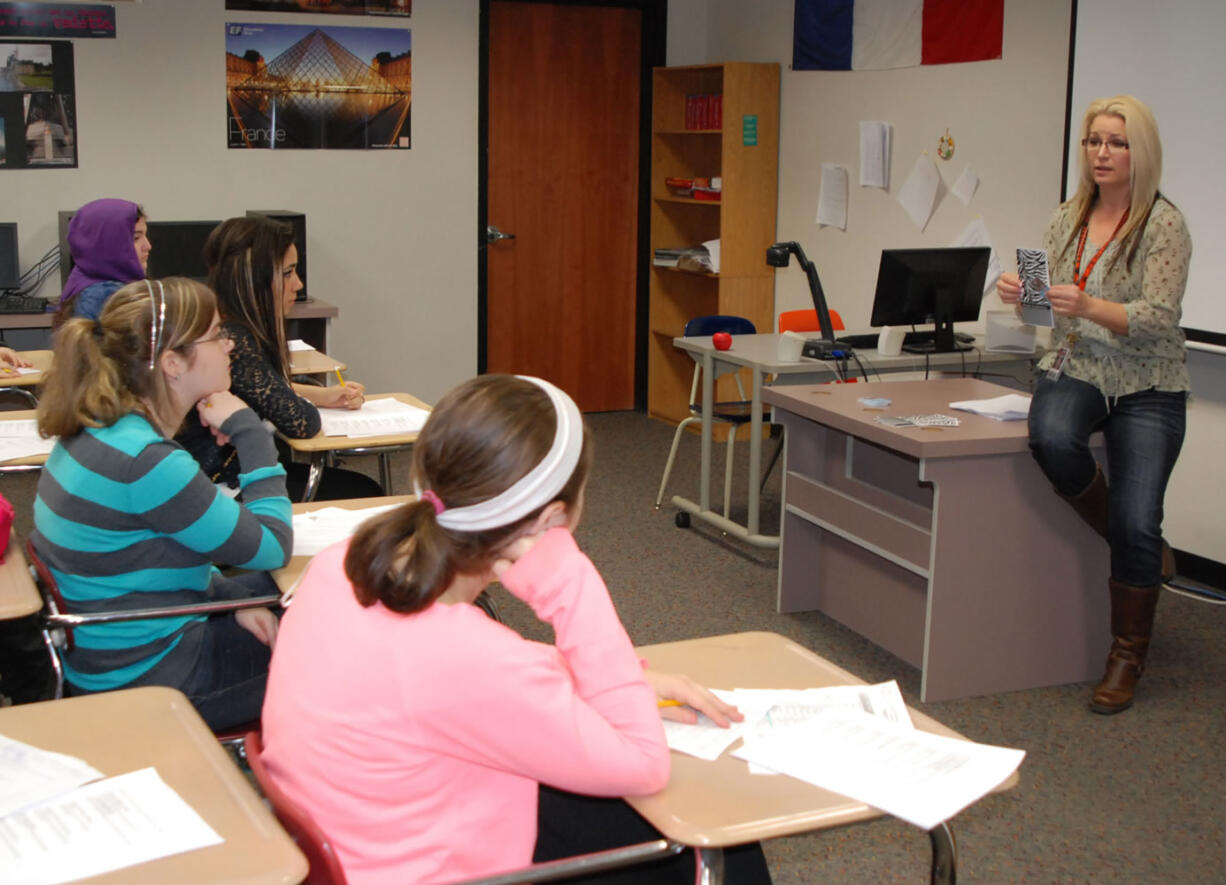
260, 528, 670, 885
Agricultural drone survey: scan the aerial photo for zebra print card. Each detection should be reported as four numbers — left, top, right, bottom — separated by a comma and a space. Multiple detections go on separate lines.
1016, 248, 1054, 327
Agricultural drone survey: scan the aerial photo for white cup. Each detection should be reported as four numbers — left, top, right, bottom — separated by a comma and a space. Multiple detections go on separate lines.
777, 330, 806, 361
877, 326, 905, 356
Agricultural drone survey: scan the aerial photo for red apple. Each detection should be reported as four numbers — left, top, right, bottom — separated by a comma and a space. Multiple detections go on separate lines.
712, 332, 732, 351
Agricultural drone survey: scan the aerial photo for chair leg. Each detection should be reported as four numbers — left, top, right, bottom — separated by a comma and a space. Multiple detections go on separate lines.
723, 425, 738, 519
40, 628, 64, 700
655, 417, 699, 508
760, 428, 784, 493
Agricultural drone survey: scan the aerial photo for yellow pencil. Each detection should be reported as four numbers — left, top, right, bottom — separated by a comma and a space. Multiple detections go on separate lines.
335, 368, 345, 386
657, 699, 684, 708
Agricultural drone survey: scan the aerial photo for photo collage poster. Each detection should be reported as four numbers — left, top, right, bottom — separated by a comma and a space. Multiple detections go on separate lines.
0, 39, 76, 169
225, 22, 411, 150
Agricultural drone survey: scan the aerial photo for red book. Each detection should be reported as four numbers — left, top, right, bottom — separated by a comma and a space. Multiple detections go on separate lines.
713, 93, 722, 129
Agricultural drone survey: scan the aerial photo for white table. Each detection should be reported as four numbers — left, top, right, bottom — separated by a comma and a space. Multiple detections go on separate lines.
668, 332, 1034, 548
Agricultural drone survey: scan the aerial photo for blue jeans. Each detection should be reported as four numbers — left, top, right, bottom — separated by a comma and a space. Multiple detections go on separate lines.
1028, 374, 1186, 586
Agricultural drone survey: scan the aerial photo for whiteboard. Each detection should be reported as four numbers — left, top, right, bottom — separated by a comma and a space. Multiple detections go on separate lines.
1067, 0, 1225, 340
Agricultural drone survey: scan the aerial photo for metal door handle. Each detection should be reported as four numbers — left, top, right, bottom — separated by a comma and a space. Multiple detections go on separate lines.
486, 225, 516, 244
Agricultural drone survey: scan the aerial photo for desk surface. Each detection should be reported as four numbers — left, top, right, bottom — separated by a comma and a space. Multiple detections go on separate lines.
628, 631, 1017, 847
0, 686, 308, 885
764, 377, 1032, 459
0, 529, 40, 619
288, 348, 347, 376
280, 392, 431, 453
0, 349, 52, 387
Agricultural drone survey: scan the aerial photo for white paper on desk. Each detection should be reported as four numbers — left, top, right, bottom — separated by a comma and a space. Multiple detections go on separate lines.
859, 121, 890, 189
319, 398, 430, 438
0, 734, 105, 818
701, 238, 721, 275
2, 766, 223, 885
952, 217, 1002, 298
949, 393, 1031, 421
291, 503, 402, 557
951, 166, 979, 206
287, 338, 314, 352
732, 712, 1024, 830
897, 154, 940, 231
816, 162, 848, 229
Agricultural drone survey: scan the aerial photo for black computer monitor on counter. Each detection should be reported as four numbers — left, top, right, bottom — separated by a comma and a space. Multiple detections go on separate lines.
870, 247, 990, 353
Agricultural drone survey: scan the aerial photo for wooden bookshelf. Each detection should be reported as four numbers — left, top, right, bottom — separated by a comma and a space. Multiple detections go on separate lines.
647, 62, 780, 427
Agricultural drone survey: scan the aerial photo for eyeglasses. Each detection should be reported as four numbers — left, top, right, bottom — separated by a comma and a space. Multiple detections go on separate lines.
1082, 136, 1130, 153
192, 327, 232, 347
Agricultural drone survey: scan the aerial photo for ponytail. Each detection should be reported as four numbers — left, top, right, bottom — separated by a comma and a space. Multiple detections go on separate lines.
37, 319, 132, 438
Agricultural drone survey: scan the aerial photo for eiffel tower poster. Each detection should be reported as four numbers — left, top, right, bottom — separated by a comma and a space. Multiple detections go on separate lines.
225, 22, 411, 149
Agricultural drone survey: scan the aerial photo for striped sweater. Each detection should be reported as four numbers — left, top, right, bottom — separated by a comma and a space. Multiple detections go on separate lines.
31, 407, 292, 691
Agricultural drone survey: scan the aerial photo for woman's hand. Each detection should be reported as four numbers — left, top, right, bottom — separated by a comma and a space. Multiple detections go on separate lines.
1046, 283, 1091, 318
196, 390, 248, 436
236, 607, 279, 647
996, 272, 1022, 305
0, 347, 32, 369
644, 670, 743, 728
298, 381, 365, 410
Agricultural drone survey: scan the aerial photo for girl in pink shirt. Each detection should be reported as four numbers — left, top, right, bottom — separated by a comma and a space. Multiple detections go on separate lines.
261, 374, 771, 885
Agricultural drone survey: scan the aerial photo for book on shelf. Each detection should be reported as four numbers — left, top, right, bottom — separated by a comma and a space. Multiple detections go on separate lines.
683, 92, 723, 130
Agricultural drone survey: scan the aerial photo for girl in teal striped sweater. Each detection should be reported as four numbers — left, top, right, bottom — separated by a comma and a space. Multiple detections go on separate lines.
31, 277, 292, 729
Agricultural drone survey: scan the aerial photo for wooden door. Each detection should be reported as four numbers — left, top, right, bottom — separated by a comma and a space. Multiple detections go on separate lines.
485, 2, 642, 411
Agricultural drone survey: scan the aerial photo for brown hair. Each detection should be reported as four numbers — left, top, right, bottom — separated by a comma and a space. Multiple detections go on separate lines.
203, 216, 296, 378
345, 375, 593, 614
38, 277, 216, 439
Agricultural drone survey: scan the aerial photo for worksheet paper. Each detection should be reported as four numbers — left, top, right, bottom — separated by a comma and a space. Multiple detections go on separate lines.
0, 366, 40, 377
732, 712, 1024, 830
660, 681, 911, 762
816, 162, 849, 229
949, 393, 1032, 421
951, 166, 979, 206
287, 339, 314, 352
319, 398, 430, 438
0, 419, 56, 462
897, 154, 940, 231
291, 503, 402, 556
0, 734, 104, 818
2, 767, 223, 885
859, 121, 890, 188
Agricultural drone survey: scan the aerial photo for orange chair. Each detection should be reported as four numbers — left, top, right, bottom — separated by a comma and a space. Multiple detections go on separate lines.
777, 308, 844, 335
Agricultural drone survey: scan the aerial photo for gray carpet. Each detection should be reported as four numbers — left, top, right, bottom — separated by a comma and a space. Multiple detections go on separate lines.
5, 410, 1224, 882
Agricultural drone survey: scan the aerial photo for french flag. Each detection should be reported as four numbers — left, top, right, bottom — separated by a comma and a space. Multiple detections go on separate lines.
793, 0, 1003, 71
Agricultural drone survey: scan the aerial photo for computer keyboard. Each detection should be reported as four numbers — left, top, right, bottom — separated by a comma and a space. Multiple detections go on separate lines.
835, 330, 975, 348
0, 295, 50, 314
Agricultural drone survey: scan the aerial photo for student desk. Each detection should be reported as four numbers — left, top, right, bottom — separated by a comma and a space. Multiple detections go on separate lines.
280, 393, 429, 501
288, 347, 347, 378
0, 686, 308, 884
763, 377, 1110, 702
0, 348, 52, 406
0, 529, 40, 620
0, 406, 49, 474
668, 333, 1033, 548
631, 631, 1016, 884
273, 495, 411, 591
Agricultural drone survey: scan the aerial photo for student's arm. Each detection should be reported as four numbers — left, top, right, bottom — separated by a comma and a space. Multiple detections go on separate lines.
132, 408, 292, 569
417, 529, 670, 797
228, 326, 322, 438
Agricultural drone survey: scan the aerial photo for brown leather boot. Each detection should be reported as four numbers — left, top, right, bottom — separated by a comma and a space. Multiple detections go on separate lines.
1089, 579, 1162, 714
1060, 467, 1176, 582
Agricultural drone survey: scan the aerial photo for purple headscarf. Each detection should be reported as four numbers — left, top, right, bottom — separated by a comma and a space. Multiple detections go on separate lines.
59, 198, 145, 305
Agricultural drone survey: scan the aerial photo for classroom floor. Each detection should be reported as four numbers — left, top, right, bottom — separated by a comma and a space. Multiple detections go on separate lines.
4, 410, 1224, 882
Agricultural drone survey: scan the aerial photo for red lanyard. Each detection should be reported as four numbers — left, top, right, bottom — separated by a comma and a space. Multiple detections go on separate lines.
1072, 209, 1129, 291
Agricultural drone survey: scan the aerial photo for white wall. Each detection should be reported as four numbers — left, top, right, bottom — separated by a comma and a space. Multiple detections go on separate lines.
7, 0, 479, 404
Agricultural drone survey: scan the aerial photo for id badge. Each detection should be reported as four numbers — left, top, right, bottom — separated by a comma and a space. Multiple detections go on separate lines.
1046, 334, 1078, 381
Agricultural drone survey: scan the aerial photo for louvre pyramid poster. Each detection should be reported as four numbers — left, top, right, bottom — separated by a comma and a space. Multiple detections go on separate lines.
226, 22, 410, 149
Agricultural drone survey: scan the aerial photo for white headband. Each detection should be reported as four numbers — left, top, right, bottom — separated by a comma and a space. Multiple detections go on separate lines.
414, 376, 584, 532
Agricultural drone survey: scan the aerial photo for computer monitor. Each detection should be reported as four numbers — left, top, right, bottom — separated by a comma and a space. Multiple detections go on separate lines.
146, 220, 219, 282
0, 224, 18, 290
869, 247, 990, 353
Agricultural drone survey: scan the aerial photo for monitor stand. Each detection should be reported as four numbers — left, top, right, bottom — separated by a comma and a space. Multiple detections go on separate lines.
901, 320, 973, 354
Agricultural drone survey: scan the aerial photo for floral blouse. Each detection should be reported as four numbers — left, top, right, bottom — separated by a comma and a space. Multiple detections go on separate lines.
1037, 196, 1191, 397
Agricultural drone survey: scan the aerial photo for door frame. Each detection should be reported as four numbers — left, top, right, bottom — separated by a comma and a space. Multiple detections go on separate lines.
477, 0, 667, 410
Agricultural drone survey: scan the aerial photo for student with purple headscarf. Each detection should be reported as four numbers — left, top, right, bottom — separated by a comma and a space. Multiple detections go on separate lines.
55, 198, 151, 324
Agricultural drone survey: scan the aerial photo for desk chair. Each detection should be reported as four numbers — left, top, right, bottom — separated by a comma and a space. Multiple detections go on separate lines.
777, 308, 844, 335
24, 538, 281, 703
655, 316, 763, 524
243, 732, 682, 885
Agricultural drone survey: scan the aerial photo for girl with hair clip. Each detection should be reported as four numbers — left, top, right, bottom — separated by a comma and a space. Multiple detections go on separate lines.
176, 215, 380, 499
54, 197, 151, 324
31, 277, 292, 730
997, 94, 1191, 715
260, 374, 772, 885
